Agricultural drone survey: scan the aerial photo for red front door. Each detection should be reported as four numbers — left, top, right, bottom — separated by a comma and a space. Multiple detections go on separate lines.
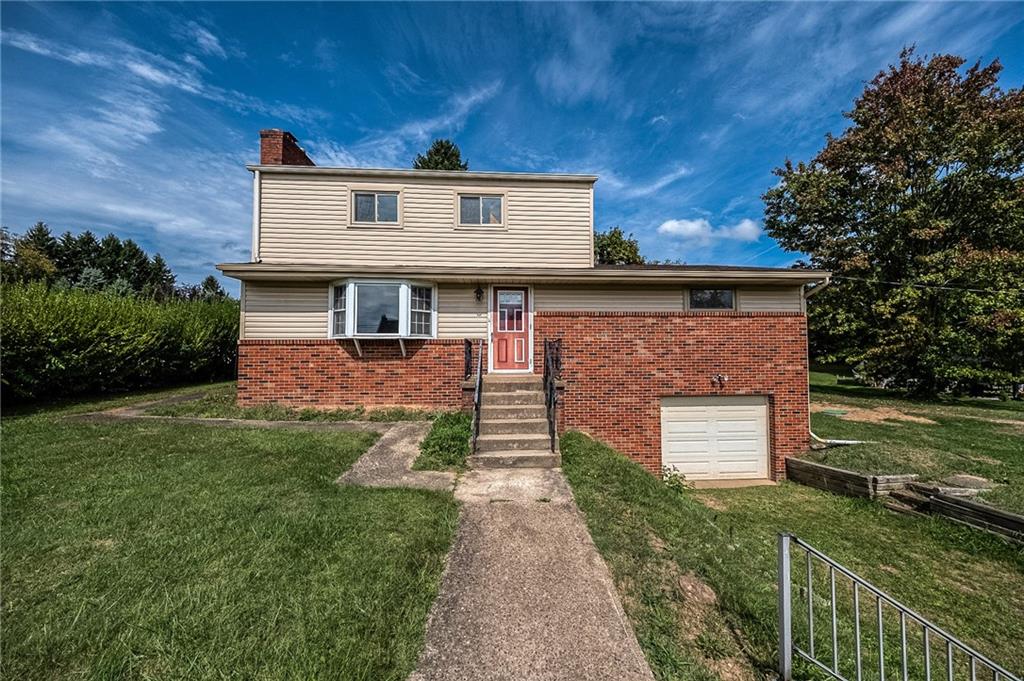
492, 287, 530, 371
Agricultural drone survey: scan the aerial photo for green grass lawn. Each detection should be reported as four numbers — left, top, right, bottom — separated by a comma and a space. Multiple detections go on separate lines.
146, 382, 434, 422
413, 411, 472, 472
805, 371, 1024, 514
561, 432, 1024, 681
2, 394, 459, 680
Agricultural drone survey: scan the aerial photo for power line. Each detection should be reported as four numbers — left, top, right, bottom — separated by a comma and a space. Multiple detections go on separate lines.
831, 275, 1022, 294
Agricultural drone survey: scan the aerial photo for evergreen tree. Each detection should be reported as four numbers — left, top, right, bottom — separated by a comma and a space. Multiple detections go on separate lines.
96, 234, 125, 283
21, 222, 58, 261
413, 139, 469, 171
200, 275, 227, 300
145, 254, 177, 301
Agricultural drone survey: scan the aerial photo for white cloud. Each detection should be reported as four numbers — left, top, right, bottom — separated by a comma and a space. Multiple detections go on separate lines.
4, 29, 325, 126
649, 115, 668, 125
383, 61, 428, 94
187, 22, 227, 59
533, 5, 626, 105
308, 81, 502, 168
658, 217, 762, 244
599, 164, 693, 199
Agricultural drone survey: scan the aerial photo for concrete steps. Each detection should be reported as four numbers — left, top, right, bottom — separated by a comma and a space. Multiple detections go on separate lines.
469, 450, 562, 469
472, 374, 556, 469
480, 418, 550, 435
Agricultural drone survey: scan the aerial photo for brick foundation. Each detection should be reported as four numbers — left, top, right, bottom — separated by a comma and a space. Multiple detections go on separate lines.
533, 311, 810, 479
237, 339, 482, 410
238, 312, 810, 480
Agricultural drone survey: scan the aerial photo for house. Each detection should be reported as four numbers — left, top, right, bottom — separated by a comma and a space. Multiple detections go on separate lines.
218, 129, 830, 481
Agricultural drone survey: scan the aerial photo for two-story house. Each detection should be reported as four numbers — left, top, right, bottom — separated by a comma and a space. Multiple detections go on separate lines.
218, 129, 830, 481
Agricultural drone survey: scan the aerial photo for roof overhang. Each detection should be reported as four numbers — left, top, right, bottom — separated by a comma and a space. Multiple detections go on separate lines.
246, 165, 598, 184
217, 263, 831, 287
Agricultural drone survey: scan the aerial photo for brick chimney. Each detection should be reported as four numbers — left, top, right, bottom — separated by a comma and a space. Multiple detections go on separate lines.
259, 129, 315, 166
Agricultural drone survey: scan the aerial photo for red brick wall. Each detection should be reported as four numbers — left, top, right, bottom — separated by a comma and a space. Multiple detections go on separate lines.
237, 339, 480, 409
533, 311, 810, 479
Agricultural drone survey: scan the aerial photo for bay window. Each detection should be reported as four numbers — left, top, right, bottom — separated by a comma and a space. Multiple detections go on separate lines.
330, 280, 435, 338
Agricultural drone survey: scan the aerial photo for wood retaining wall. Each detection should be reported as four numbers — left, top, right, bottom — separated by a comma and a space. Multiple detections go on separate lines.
785, 457, 1023, 544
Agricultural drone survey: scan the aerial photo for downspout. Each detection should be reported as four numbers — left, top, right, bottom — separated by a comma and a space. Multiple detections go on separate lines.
802, 276, 865, 447
251, 169, 261, 262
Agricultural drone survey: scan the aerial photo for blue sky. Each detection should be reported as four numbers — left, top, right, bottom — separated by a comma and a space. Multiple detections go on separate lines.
2, 2, 1022, 288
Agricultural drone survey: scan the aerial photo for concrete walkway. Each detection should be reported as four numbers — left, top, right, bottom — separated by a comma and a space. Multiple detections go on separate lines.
410, 468, 654, 681
338, 421, 455, 492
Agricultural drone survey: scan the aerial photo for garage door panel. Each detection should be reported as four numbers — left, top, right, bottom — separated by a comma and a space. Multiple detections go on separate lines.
717, 438, 760, 453
663, 420, 711, 435
661, 397, 769, 480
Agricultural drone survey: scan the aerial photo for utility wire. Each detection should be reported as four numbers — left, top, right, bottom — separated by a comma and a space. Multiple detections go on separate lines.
831, 275, 1022, 294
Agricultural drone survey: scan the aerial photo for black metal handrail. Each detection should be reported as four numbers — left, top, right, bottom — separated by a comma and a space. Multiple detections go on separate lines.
470, 338, 484, 454
542, 339, 562, 452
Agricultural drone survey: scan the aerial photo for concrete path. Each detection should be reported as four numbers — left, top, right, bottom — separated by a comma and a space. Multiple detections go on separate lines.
338, 421, 455, 492
410, 468, 654, 681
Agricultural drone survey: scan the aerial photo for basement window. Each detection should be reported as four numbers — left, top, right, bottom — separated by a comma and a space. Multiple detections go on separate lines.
689, 288, 735, 310
330, 280, 436, 338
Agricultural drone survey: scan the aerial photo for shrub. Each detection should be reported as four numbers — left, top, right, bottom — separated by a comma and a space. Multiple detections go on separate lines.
1, 283, 238, 402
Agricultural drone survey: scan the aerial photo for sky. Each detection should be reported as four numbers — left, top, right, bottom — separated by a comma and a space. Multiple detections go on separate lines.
2, 2, 1022, 289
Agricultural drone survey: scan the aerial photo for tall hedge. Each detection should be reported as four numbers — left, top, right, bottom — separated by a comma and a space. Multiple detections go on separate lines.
1, 283, 239, 402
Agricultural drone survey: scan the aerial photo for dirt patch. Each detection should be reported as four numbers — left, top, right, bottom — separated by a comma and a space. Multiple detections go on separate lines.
641, 533, 757, 681
93, 538, 116, 550
696, 494, 729, 511
674, 570, 757, 681
811, 402, 938, 425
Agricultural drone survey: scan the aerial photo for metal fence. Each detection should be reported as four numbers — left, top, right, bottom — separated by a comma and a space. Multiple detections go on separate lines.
778, 534, 1020, 681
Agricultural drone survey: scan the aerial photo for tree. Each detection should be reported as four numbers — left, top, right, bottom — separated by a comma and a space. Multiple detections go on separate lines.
144, 254, 177, 301
413, 139, 469, 171
200, 275, 227, 300
594, 227, 645, 265
21, 222, 58, 261
763, 48, 1024, 395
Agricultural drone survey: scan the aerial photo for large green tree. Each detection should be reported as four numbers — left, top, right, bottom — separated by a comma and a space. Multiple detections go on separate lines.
413, 139, 469, 171
764, 48, 1024, 396
594, 227, 645, 265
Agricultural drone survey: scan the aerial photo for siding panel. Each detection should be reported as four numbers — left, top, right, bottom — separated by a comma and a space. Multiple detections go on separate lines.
243, 282, 328, 339
534, 285, 685, 311
259, 174, 593, 267
737, 287, 803, 312
437, 285, 488, 339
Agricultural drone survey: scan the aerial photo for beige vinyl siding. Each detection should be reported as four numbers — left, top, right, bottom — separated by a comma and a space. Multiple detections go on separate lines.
258, 173, 593, 268
534, 285, 804, 313
534, 285, 685, 311
437, 285, 488, 339
736, 287, 803, 312
243, 282, 328, 339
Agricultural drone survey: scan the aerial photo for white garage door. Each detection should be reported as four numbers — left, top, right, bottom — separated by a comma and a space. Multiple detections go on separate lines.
660, 396, 769, 480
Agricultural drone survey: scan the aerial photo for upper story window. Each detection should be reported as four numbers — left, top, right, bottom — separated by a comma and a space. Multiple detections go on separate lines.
330, 280, 435, 338
459, 194, 503, 226
353, 191, 399, 224
689, 288, 735, 310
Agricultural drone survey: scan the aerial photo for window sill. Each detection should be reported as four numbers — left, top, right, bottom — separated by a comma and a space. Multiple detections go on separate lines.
347, 223, 404, 230
454, 224, 508, 233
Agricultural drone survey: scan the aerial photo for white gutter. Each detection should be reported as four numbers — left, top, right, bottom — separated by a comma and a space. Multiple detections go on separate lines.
251, 169, 261, 262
